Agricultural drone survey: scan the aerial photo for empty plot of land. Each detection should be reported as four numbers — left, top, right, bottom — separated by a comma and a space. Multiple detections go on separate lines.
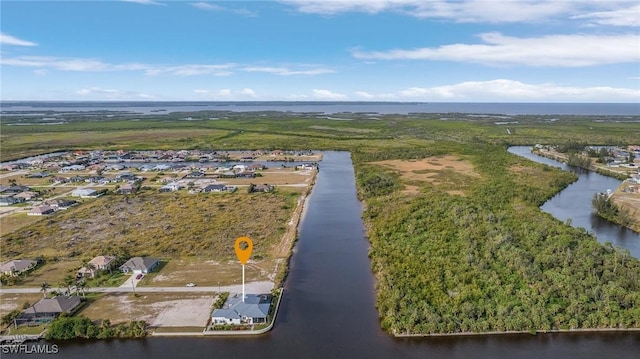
151, 298, 214, 327
79, 293, 215, 325
145, 259, 273, 287
372, 155, 480, 195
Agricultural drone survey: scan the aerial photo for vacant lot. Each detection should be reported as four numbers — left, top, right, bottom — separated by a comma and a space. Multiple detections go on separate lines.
78, 293, 216, 326
1, 191, 301, 261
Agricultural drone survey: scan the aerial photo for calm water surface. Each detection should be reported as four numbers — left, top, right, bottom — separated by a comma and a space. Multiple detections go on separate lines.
508, 146, 640, 258
8, 151, 639, 358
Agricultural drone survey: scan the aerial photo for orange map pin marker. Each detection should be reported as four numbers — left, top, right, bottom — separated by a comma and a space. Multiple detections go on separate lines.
234, 237, 253, 265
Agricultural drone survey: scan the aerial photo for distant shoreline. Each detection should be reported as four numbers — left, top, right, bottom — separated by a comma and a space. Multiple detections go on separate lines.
395, 327, 640, 338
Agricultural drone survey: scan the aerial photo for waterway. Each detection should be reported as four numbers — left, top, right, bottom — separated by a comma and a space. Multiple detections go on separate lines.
7, 151, 639, 358
508, 146, 640, 258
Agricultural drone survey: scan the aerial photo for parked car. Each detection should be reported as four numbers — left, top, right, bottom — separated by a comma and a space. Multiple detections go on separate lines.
135, 274, 143, 280
186, 282, 196, 287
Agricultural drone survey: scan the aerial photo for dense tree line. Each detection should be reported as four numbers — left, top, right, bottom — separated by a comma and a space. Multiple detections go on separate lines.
354, 143, 640, 334
592, 193, 633, 227
45, 316, 147, 340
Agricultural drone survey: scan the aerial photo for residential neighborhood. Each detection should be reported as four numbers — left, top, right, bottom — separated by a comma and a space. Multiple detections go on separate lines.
0, 148, 317, 339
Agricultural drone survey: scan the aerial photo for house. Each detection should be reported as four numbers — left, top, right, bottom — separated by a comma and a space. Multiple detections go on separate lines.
203, 184, 226, 193
159, 182, 181, 192
119, 257, 159, 274
211, 293, 271, 325
186, 171, 205, 178
0, 259, 38, 276
248, 163, 266, 171
0, 195, 22, 206
77, 255, 116, 278
15, 296, 82, 325
118, 183, 134, 194
14, 191, 39, 201
4, 185, 31, 194
28, 205, 55, 216
251, 184, 274, 193
71, 188, 98, 198
60, 165, 86, 172
47, 199, 77, 210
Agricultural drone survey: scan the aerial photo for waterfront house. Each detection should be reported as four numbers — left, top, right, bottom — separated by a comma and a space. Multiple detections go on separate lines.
211, 293, 271, 325
119, 257, 159, 274
0, 259, 38, 276
16, 296, 82, 325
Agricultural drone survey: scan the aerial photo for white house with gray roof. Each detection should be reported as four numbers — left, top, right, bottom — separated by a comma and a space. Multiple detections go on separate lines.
0, 259, 38, 276
119, 257, 159, 274
211, 293, 271, 325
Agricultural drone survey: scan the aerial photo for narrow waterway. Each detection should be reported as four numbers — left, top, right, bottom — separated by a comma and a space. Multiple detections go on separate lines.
8, 151, 639, 358
508, 146, 640, 258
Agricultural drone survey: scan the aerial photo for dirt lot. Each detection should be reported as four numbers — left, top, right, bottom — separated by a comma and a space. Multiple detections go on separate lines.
372, 155, 480, 195
79, 293, 216, 326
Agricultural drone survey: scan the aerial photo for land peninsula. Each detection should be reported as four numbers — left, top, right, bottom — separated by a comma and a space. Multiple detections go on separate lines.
1, 110, 639, 337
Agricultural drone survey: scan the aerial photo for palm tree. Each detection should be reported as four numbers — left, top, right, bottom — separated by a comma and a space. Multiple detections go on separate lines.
40, 282, 51, 298
80, 259, 97, 279
61, 275, 75, 296
76, 280, 87, 297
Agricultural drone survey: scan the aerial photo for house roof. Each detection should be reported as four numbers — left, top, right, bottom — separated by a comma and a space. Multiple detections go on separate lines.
213, 294, 271, 320
0, 259, 37, 273
89, 255, 115, 267
120, 257, 159, 271
23, 296, 81, 314
29, 205, 54, 214
211, 308, 241, 320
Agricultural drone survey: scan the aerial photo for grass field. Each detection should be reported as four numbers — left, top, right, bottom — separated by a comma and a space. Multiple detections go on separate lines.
0, 293, 43, 317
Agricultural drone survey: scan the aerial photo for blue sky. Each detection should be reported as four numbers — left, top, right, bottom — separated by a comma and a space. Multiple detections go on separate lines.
1, 0, 639, 102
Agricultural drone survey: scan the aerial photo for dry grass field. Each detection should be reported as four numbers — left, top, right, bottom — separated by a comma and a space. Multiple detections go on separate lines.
372, 155, 480, 195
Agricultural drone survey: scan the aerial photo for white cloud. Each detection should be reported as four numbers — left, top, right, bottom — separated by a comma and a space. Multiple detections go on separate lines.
0, 56, 235, 76
385, 79, 640, 102
76, 87, 156, 100
0, 33, 37, 46
191, 2, 224, 11
193, 88, 257, 99
240, 88, 257, 97
121, 0, 166, 5
352, 32, 640, 67
572, 4, 640, 27
242, 66, 334, 76
312, 89, 347, 100
191, 2, 257, 16
280, 0, 574, 23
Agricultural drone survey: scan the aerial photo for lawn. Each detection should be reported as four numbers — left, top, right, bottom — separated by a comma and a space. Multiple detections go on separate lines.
9, 260, 81, 288
142, 258, 277, 287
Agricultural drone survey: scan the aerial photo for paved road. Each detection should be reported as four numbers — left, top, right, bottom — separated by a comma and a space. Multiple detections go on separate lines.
0, 281, 274, 294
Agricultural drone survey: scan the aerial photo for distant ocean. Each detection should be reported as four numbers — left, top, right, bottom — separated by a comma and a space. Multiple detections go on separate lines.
1, 101, 639, 116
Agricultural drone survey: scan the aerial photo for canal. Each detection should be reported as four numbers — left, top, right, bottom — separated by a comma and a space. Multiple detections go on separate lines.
8, 151, 639, 358
508, 146, 640, 258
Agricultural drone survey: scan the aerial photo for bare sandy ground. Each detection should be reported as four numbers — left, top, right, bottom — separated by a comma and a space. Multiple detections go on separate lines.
151, 298, 214, 327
